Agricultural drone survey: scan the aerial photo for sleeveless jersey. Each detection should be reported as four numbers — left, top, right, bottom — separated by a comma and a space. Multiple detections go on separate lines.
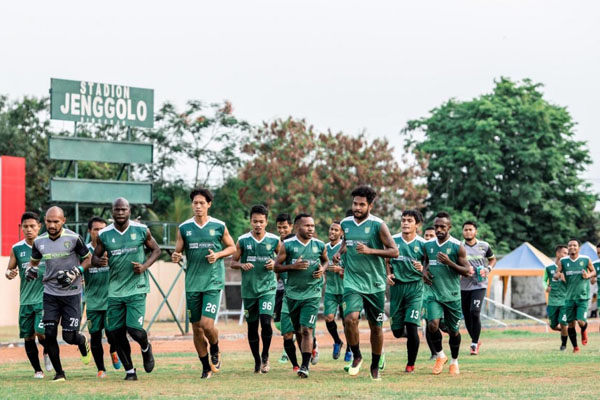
237, 231, 279, 298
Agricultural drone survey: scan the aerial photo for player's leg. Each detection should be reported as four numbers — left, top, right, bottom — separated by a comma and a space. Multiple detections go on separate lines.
107, 297, 135, 379
576, 300, 588, 345
60, 294, 90, 365
104, 317, 121, 370
198, 290, 222, 372
88, 310, 107, 376
559, 307, 568, 350
565, 301, 579, 352
258, 294, 275, 372
339, 304, 352, 362
273, 288, 288, 363
42, 293, 65, 380
20, 305, 43, 376
243, 298, 262, 372
443, 300, 463, 375
427, 300, 447, 375
324, 293, 343, 359
362, 292, 385, 380
402, 282, 423, 372
468, 288, 485, 355
342, 290, 363, 374
296, 298, 319, 378
32, 302, 52, 373
123, 294, 153, 373
460, 290, 473, 341
280, 297, 299, 370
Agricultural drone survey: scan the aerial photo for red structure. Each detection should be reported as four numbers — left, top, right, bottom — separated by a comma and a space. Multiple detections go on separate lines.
0, 156, 26, 256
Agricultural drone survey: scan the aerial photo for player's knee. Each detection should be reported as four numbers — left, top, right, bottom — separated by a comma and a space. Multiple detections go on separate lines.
392, 328, 403, 338
427, 321, 438, 333
259, 314, 272, 326
283, 332, 294, 340
344, 315, 358, 326
126, 327, 147, 343
44, 322, 58, 339
62, 330, 78, 344
300, 327, 312, 338
90, 331, 103, 347
324, 314, 334, 323
199, 318, 215, 332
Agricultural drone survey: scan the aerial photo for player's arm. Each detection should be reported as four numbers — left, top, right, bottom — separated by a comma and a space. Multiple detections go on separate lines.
543, 268, 550, 292
75, 236, 92, 271
553, 261, 563, 280
30, 241, 42, 268
264, 241, 281, 272
385, 258, 395, 286
356, 223, 399, 258
5, 249, 18, 280
422, 250, 433, 285
313, 247, 328, 279
137, 229, 161, 272
171, 229, 185, 263
92, 239, 109, 267
481, 245, 496, 278
438, 244, 472, 277
582, 259, 596, 279
206, 227, 236, 264
274, 245, 308, 272
332, 240, 346, 264
230, 241, 254, 271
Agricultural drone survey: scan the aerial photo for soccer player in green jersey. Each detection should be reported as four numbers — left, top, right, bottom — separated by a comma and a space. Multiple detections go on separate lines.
554, 239, 595, 352
423, 211, 472, 376
422, 226, 438, 360
386, 210, 427, 373
84, 216, 121, 377
591, 244, 600, 330
172, 188, 236, 379
93, 198, 161, 381
333, 186, 399, 381
274, 213, 295, 365
544, 245, 568, 350
4, 212, 52, 378
275, 213, 327, 378
324, 221, 346, 360
231, 205, 280, 374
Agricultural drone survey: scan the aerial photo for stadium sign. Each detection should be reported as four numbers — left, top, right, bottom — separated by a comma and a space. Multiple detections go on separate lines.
50, 78, 154, 128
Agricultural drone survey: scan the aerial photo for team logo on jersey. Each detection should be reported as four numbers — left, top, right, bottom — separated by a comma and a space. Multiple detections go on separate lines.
246, 244, 252, 250
64, 241, 72, 249
112, 238, 116, 243
344, 228, 349, 233
20, 251, 26, 257
312, 246, 319, 253
294, 248, 298, 253
414, 246, 419, 252
266, 243, 272, 251
446, 248, 451, 254
209, 229, 216, 236
186, 231, 192, 237
365, 227, 371, 234
131, 233, 137, 240
579, 261, 584, 267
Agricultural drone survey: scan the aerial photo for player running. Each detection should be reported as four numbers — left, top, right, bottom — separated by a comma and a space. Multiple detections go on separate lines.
172, 188, 236, 379
554, 239, 595, 352
591, 244, 600, 331
323, 221, 346, 360
84, 216, 121, 377
334, 186, 399, 381
544, 245, 568, 350
386, 210, 427, 373
29, 207, 93, 382
460, 221, 496, 355
93, 198, 161, 381
4, 212, 52, 378
274, 214, 327, 378
423, 211, 472, 376
231, 205, 280, 374
422, 226, 438, 360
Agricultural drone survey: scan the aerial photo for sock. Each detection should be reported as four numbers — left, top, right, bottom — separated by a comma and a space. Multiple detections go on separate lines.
37, 337, 47, 353
249, 339, 261, 366
561, 335, 568, 347
371, 353, 381, 370
425, 328, 436, 356
301, 352, 311, 369
284, 338, 299, 368
471, 342, 478, 347
126, 368, 135, 374
430, 329, 443, 353
449, 333, 461, 359
210, 341, 219, 356
350, 344, 361, 360
437, 350, 446, 359
112, 328, 133, 371
450, 358, 458, 365
312, 336, 317, 349
581, 323, 588, 333
259, 315, 273, 359
200, 355, 210, 371
90, 331, 106, 372
326, 320, 342, 344
568, 327, 577, 348
44, 324, 63, 375
406, 324, 420, 367
24, 340, 42, 372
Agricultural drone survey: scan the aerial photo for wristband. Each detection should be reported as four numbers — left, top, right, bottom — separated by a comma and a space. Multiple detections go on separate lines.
77, 266, 84, 275
5, 269, 11, 278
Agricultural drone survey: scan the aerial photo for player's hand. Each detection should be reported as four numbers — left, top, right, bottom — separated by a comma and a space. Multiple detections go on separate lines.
171, 251, 183, 263
468, 266, 475, 276
327, 264, 342, 274
293, 257, 309, 270
205, 249, 217, 264
132, 262, 146, 274
480, 267, 488, 278
546, 286, 551, 293
436, 252, 451, 265
423, 270, 433, 285
582, 269, 589, 279
411, 260, 424, 272
387, 273, 395, 286
332, 253, 341, 264
560, 273, 566, 283
97, 251, 109, 266
24, 266, 38, 281
356, 242, 372, 255
264, 259, 275, 271
312, 267, 325, 279
5, 268, 18, 280
241, 263, 254, 271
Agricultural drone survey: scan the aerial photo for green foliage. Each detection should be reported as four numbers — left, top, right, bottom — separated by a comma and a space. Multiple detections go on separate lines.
210, 177, 250, 240
405, 78, 599, 254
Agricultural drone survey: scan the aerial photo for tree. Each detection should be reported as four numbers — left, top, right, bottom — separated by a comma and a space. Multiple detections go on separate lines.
238, 118, 427, 235
404, 78, 599, 254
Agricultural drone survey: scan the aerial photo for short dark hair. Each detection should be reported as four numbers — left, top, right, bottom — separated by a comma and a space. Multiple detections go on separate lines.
351, 186, 377, 204
567, 238, 580, 246
345, 209, 354, 217
87, 216, 107, 230
294, 213, 312, 224
331, 220, 341, 226
276, 213, 292, 224
401, 210, 423, 224
190, 188, 213, 203
435, 211, 451, 221
462, 220, 477, 229
555, 244, 567, 252
250, 204, 268, 219
21, 211, 40, 224
424, 226, 435, 232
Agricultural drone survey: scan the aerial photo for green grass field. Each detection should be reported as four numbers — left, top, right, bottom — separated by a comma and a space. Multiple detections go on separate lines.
1, 328, 598, 399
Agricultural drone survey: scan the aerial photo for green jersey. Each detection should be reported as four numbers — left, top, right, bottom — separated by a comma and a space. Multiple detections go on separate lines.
283, 236, 325, 300
424, 236, 462, 303
340, 215, 387, 294
390, 234, 427, 283
237, 231, 279, 298
179, 216, 227, 293
12, 240, 45, 306
560, 255, 591, 301
325, 241, 343, 295
99, 221, 150, 298
544, 263, 566, 306
83, 243, 110, 310
593, 260, 600, 282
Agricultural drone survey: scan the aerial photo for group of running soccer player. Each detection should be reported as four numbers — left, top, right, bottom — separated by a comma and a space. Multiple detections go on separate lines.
5, 184, 598, 382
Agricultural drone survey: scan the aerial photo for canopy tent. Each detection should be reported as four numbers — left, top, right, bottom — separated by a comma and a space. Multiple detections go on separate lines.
580, 242, 599, 261
486, 242, 555, 302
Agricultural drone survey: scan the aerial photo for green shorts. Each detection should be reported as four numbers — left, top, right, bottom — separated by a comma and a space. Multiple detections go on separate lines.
107, 294, 146, 331
287, 296, 320, 330
390, 280, 423, 330
87, 309, 108, 334
243, 293, 276, 323
425, 298, 462, 333
187, 290, 221, 323
19, 303, 45, 338
324, 293, 344, 316
547, 305, 567, 328
343, 289, 385, 326
564, 299, 588, 322
279, 297, 295, 335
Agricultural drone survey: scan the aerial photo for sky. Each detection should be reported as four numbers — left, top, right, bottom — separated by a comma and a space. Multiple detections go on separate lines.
1, 1, 598, 195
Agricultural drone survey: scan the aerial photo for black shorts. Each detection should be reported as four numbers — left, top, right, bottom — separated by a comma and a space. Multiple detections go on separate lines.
43, 293, 82, 331
274, 289, 285, 322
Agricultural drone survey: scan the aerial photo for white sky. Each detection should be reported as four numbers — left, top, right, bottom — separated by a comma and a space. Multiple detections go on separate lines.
1, 0, 598, 196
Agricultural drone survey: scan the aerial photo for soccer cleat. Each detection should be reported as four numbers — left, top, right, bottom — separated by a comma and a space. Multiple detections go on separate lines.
279, 351, 289, 364
142, 343, 155, 373
311, 345, 319, 365
297, 366, 309, 378
34, 371, 44, 379
111, 351, 121, 370
81, 336, 92, 365
370, 367, 381, 381
344, 364, 350, 372
470, 344, 478, 356
333, 341, 343, 360
260, 358, 270, 374
210, 351, 222, 373
52, 373, 66, 382
405, 365, 415, 374
582, 330, 588, 346
254, 363, 262, 374
449, 362, 460, 375
559, 345, 566, 351
432, 355, 448, 375
44, 353, 54, 372
124, 369, 138, 381
378, 352, 386, 371
344, 348, 353, 362
348, 358, 363, 376
201, 370, 212, 379
293, 366, 300, 373
97, 370, 107, 379
429, 354, 437, 361
573, 347, 580, 354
